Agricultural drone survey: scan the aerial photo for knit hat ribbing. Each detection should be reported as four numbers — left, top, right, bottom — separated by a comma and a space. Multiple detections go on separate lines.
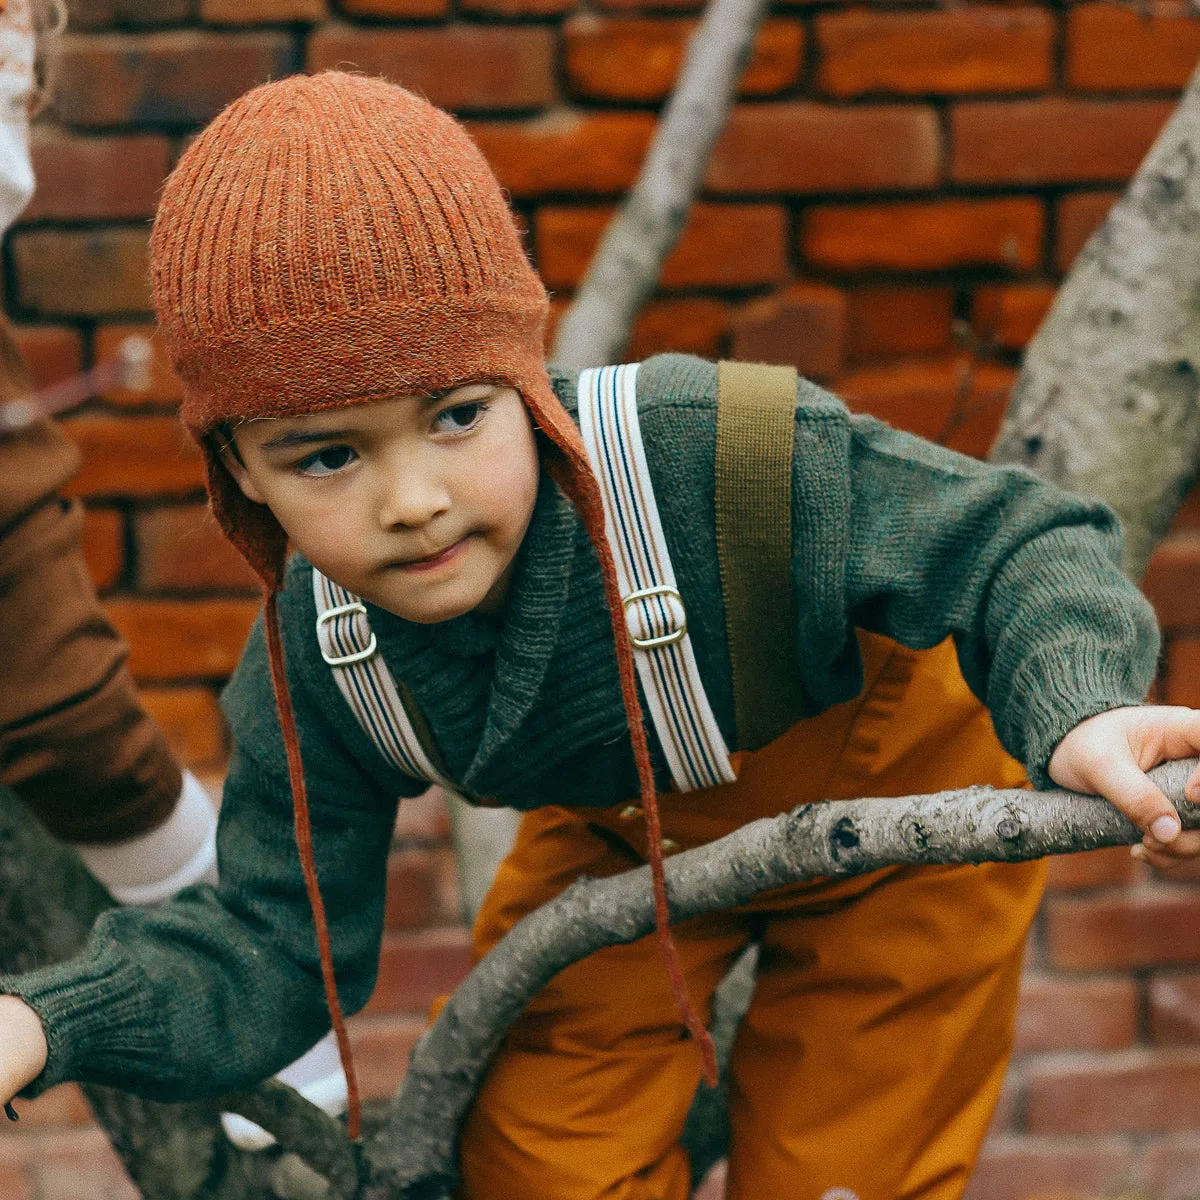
149, 71, 716, 1142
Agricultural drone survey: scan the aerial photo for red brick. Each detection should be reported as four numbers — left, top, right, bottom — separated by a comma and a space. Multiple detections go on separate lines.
461, 0, 570, 15
137, 686, 228, 766
51, 31, 296, 128
708, 103, 940, 195
1056, 190, 1121, 273
385, 847, 460, 929
845, 287, 954, 363
81, 507, 124, 591
1143, 531, 1200, 631
536, 203, 787, 290
564, 16, 803, 102
964, 1134, 1135, 1200
202, 0, 328, 21
93, 324, 183, 409
364, 927, 472, 1014
1067, 3, 1200, 92
338, 0, 447, 14
802, 198, 1044, 273
12, 229, 151, 317
595, 0, 702, 13
24, 129, 170, 223
1145, 1133, 1200, 1199
1027, 1049, 1200, 1133
27, 1126, 140, 1200
346, 1013, 425, 1101
60, 415, 205, 498
626, 298, 730, 361
816, 8, 1053, 98
308, 26, 556, 112
104, 598, 260, 681
1165, 637, 1200, 708
1014, 975, 1137, 1053
987, 1076, 1018, 1135
135, 504, 259, 592
64, 0, 190, 26
1046, 888, 1200, 971
952, 98, 1175, 186
1044, 845, 1136, 892
972, 284, 1056, 352
469, 113, 655, 197
9, 325, 85, 390
835, 357, 1014, 458
548, 295, 731, 362
1151, 971, 1200, 1044
394, 787, 452, 843
730, 284, 847, 382
1172, 481, 1200, 533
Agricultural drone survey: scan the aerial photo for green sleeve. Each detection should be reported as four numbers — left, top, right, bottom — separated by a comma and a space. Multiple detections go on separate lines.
0, 607, 401, 1101
834, 412, 1160, 786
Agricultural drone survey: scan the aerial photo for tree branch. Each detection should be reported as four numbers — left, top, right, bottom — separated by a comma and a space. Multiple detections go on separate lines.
550, 0, 770, 368
362, 761, 1199, 1198
0, 785, 345, 1200
990, 61, 1200, 579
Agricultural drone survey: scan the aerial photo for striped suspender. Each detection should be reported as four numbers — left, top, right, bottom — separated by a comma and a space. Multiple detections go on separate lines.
312, 570, 451, 790
313, 362, 736, 794
577, 364, 737, 791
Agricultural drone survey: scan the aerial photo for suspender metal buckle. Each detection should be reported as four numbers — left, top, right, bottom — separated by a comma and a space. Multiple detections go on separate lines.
622, 584, 687, 650
316, 601, 379, 666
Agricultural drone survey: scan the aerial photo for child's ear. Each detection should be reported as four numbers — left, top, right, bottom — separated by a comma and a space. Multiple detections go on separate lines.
216, 436, 268, 505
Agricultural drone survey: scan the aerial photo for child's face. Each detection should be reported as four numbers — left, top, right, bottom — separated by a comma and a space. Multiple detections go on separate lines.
221, 384, 540, 623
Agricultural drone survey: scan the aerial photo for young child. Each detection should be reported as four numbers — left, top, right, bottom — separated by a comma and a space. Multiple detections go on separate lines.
2, 70, 1199, 1200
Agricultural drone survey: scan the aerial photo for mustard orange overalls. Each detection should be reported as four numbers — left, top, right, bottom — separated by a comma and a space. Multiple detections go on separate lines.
459, 635, 1044, 1200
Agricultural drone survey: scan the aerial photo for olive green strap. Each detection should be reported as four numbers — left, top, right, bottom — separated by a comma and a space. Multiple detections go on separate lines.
715, 360, 805, 751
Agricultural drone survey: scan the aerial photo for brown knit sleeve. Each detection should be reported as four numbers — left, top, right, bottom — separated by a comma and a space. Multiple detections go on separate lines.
0, 320, 182, 843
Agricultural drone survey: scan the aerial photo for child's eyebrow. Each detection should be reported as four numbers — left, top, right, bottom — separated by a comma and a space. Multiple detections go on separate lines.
259, 428, 350, 451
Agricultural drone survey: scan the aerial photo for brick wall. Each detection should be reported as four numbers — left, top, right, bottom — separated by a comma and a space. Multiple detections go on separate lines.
4, 2, 1200, 1197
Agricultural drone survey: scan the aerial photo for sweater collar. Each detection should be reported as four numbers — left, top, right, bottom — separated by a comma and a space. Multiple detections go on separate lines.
460, 469, 578, 790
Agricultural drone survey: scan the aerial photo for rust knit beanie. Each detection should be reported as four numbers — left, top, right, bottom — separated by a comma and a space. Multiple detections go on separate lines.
150, 71, 714, 1140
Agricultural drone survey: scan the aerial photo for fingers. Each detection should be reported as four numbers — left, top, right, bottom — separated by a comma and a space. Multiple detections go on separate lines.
1087, 751, 1181, 843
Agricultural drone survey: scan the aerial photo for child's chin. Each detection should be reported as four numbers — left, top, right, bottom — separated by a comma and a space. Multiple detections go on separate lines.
371, 584, 491, 625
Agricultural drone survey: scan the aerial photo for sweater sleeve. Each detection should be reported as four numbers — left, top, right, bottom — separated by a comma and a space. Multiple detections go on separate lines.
0, 612, 400, 1101
836, 413, 1160, 787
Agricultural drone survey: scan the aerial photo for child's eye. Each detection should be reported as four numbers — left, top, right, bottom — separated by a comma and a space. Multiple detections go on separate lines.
433, 401, 488, 435
295, 445, 357, 477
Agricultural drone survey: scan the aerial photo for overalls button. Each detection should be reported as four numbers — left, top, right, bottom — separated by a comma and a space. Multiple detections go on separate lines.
619, 805, 642, 820
660, 838, 679, 853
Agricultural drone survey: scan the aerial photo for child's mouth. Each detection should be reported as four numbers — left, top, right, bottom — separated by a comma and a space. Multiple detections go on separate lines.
392, 537, 470, 572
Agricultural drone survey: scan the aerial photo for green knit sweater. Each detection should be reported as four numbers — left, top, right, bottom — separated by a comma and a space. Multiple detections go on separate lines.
2, 354, 1159, 1100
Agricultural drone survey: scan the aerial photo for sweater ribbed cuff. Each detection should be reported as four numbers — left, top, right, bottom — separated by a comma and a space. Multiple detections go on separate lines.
1006, 643, 1151, 790
0, 941, 165, 1097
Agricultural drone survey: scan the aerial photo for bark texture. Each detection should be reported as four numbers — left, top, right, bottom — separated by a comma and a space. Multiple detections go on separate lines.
991, 61, 1200, 579
362, 762, 1200, 1199
550, 0, 771, 369
0, 782, 347, 1200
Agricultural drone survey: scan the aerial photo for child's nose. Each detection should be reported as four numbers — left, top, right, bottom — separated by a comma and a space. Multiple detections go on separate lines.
378, 471, 452, 529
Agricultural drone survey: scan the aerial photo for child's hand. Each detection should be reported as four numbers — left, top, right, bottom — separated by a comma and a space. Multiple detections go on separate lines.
1048, 705, 1200, 872
0, 995, 47, 1106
